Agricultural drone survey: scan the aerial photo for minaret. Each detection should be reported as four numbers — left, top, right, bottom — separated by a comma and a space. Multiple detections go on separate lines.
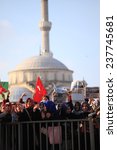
39, 0, 53, 56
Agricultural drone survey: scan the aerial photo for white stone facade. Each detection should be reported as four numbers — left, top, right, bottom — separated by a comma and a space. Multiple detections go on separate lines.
8, 66, 73, 87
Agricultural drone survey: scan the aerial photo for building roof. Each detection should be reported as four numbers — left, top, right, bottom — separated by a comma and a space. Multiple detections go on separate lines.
14, 55, 69, 71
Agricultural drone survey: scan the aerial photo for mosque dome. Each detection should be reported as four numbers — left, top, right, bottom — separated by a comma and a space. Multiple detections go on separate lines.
15, 55, 68, 71
8, 54, 73, 92
8, 54, 73, 102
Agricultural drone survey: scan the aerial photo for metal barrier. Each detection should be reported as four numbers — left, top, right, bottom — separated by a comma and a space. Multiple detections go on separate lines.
0, 119, 100, 150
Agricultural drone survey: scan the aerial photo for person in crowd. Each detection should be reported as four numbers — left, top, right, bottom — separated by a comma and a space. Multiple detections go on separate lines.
41, 95, 57, 115
24, 98, 34, 120
80, 101, 92, 150
60, 104, 74, 150
39, 109, 51, 150
56, 103, 63, 119
46, 110, 60, 150
92, 105, 100, 150
80, 101, 92, 118
11, 102, 18, 122
0, 102, 12, 122
33, 103, 41, 120
64, 105, 74, 119
16, 103, 27, 121
0, 101, 6, 113
39, 101, 47, 112
72, 101, 82, 150
0, 102, 12, 150
72, 101, 82, 119
18, 92, 26, 104
23, 98, 35, 150
66, 91, 73, 111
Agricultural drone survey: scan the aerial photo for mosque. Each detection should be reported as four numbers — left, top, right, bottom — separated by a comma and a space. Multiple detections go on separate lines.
8, 0, 74, 101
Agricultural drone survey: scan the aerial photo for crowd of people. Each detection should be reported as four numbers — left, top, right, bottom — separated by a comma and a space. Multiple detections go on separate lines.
0, 92, 100, 122
0, 92, 100, 150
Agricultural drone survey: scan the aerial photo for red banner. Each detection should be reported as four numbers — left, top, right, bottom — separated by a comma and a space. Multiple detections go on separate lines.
0, 84, 7, 94
33, 77, 47, 102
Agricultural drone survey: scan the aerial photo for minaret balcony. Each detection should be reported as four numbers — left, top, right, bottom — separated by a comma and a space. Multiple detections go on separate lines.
39, 21, 52, 31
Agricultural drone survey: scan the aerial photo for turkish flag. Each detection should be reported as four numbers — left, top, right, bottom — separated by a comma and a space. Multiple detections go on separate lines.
0, 84, 7, 94
33, 76, 47, 102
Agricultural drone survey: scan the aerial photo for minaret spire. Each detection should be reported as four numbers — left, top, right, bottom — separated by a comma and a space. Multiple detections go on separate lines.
39, 0, 53, 56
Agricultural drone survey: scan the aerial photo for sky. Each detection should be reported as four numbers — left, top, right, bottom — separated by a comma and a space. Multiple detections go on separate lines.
0, 0, 99, 87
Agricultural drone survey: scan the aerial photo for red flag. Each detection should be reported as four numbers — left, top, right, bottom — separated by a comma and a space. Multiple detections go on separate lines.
33, 76, 47, 102
0, 84, 7, 94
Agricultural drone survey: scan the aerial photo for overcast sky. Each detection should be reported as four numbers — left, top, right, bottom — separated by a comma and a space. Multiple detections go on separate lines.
0, 0, 99, 87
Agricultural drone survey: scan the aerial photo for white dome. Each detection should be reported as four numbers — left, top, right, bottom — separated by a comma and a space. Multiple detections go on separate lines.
9, 86, 33, 102
8, 54, 73, 89
15, 55, 69, 71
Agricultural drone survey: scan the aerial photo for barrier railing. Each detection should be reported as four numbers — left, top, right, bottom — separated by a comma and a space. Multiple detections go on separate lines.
0, 118, 100, 150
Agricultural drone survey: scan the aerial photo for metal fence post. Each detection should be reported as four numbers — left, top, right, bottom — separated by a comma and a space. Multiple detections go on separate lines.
89, 118, 95, 150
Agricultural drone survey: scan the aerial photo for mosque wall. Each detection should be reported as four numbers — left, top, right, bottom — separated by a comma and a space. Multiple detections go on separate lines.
9, 69, 73, 87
